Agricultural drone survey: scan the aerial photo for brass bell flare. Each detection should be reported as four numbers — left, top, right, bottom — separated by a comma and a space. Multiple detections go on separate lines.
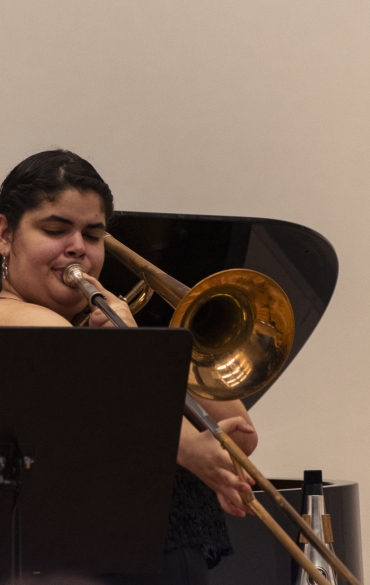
170, 269, 294, 400
104, 234, 294, 401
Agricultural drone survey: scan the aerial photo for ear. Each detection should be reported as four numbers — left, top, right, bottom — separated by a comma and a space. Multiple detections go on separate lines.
0, 214, 13, 256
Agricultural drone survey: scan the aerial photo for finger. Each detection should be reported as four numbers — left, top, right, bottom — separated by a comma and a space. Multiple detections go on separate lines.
88, 308, 109, 327
82, 273, 112, 299
217, 493, 247, 517
214, 468, 257, 513
218, 416, 256, 436
217, 486, 257, 517
89, 303, 137, 328
213, 448, 256, 487
213, 467, 253, 501
82, 274, 137, 327
230, 456, 256, 486
235, 466, 255, 486
238, 491, 256, 516
216, 472, 256, 517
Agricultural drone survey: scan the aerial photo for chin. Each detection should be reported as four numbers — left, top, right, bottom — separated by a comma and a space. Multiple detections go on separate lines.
45, 287, 87, 314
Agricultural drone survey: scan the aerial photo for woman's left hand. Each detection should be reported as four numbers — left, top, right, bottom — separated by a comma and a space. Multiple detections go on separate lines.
178, 416, 256, 517
82, 273, 138, 328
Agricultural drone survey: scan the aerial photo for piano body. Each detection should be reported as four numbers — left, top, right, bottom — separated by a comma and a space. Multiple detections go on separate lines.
101, 211, 362, 585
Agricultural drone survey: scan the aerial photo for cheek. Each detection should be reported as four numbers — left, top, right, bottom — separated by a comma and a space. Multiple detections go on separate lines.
11, 238, 63, 272
90, 248, 105, 277
29, 242, 61, 266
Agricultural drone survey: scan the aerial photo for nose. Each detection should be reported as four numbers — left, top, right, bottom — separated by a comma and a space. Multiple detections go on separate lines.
64, 232, 87, 258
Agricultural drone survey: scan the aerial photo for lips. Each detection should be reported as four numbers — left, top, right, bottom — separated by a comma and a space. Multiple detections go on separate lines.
52, 265, 89, 279
52, 267, 76, 283
51, 267, 65, 279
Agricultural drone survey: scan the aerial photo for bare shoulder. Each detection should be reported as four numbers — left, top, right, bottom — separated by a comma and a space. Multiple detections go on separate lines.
0, 299, 72, 327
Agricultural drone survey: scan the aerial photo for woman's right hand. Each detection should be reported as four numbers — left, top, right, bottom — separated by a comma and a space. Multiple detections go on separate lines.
178, 416, 256, 517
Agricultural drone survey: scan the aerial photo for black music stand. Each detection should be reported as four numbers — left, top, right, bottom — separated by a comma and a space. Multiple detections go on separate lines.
0, 327, 193, 584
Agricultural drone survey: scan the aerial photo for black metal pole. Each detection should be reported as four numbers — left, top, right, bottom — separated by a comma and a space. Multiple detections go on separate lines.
92, 295, 129, 329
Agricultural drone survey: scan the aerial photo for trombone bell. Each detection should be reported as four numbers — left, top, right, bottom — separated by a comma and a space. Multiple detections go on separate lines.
104, 234, 294, 401
170, 269, 294, 400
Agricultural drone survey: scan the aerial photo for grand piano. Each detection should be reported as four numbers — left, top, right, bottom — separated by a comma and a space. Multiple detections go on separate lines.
101, 211, 362, 585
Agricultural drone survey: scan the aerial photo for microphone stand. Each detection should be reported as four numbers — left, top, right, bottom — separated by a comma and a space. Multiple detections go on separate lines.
0, 444, 34, 585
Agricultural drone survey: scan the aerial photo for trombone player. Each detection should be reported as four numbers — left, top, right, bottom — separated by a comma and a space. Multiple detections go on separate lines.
0, 149, 258, 585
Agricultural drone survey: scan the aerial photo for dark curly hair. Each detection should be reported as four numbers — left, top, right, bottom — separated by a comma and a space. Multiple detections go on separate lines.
0, 149, 114, 231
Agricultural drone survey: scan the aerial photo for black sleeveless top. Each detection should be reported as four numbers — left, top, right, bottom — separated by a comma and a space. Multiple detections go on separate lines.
165, 465, 233, 569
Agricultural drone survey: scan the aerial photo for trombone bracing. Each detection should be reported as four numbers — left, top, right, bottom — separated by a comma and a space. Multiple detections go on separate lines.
64, 233, 361, 585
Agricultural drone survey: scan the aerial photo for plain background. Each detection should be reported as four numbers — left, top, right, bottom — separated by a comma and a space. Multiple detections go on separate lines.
1, 1, 369, 581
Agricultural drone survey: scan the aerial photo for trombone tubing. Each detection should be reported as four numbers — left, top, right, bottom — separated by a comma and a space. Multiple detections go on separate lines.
103, 234, 360, 584
225, 436, 361, 585
232, 456, 334, 585
104, 233, 189, 309
185, 395, 361, 585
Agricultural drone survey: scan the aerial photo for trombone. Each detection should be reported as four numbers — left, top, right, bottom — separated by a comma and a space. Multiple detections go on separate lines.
104, 233, 295, 401
64, 233, 361, 585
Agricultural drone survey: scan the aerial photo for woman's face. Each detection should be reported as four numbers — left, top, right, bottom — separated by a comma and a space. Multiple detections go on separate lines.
3, 188, 107, 319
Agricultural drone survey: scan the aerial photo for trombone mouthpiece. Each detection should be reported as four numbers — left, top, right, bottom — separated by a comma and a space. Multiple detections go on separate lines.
63, 263, 104, 305
63, 263, 86, 287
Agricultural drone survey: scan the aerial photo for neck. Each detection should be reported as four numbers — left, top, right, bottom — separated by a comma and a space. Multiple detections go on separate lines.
0, 282, 25, 301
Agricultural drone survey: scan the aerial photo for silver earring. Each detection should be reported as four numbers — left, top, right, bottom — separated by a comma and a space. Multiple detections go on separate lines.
2, 255, 9, 281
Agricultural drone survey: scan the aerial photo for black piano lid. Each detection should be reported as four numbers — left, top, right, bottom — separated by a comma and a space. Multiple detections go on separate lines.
101, 212, 339, 409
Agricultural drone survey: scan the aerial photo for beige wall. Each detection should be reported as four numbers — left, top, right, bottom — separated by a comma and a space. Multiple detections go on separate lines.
1, 0, 370, 581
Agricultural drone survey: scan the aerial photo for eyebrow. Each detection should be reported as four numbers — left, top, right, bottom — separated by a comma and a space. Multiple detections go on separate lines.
39, 215, 106, 230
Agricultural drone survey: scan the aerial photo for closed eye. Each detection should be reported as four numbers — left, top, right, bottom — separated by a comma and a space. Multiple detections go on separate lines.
43, 229, 103, 241
43, 229, 65, 236
83, 233, 102, 242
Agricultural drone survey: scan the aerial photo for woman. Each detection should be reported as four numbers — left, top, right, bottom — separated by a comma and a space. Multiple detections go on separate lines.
0, 150, 258, 585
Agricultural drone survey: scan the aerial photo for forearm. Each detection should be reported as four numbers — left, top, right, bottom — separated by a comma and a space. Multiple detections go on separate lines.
177, 416, 200, 471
